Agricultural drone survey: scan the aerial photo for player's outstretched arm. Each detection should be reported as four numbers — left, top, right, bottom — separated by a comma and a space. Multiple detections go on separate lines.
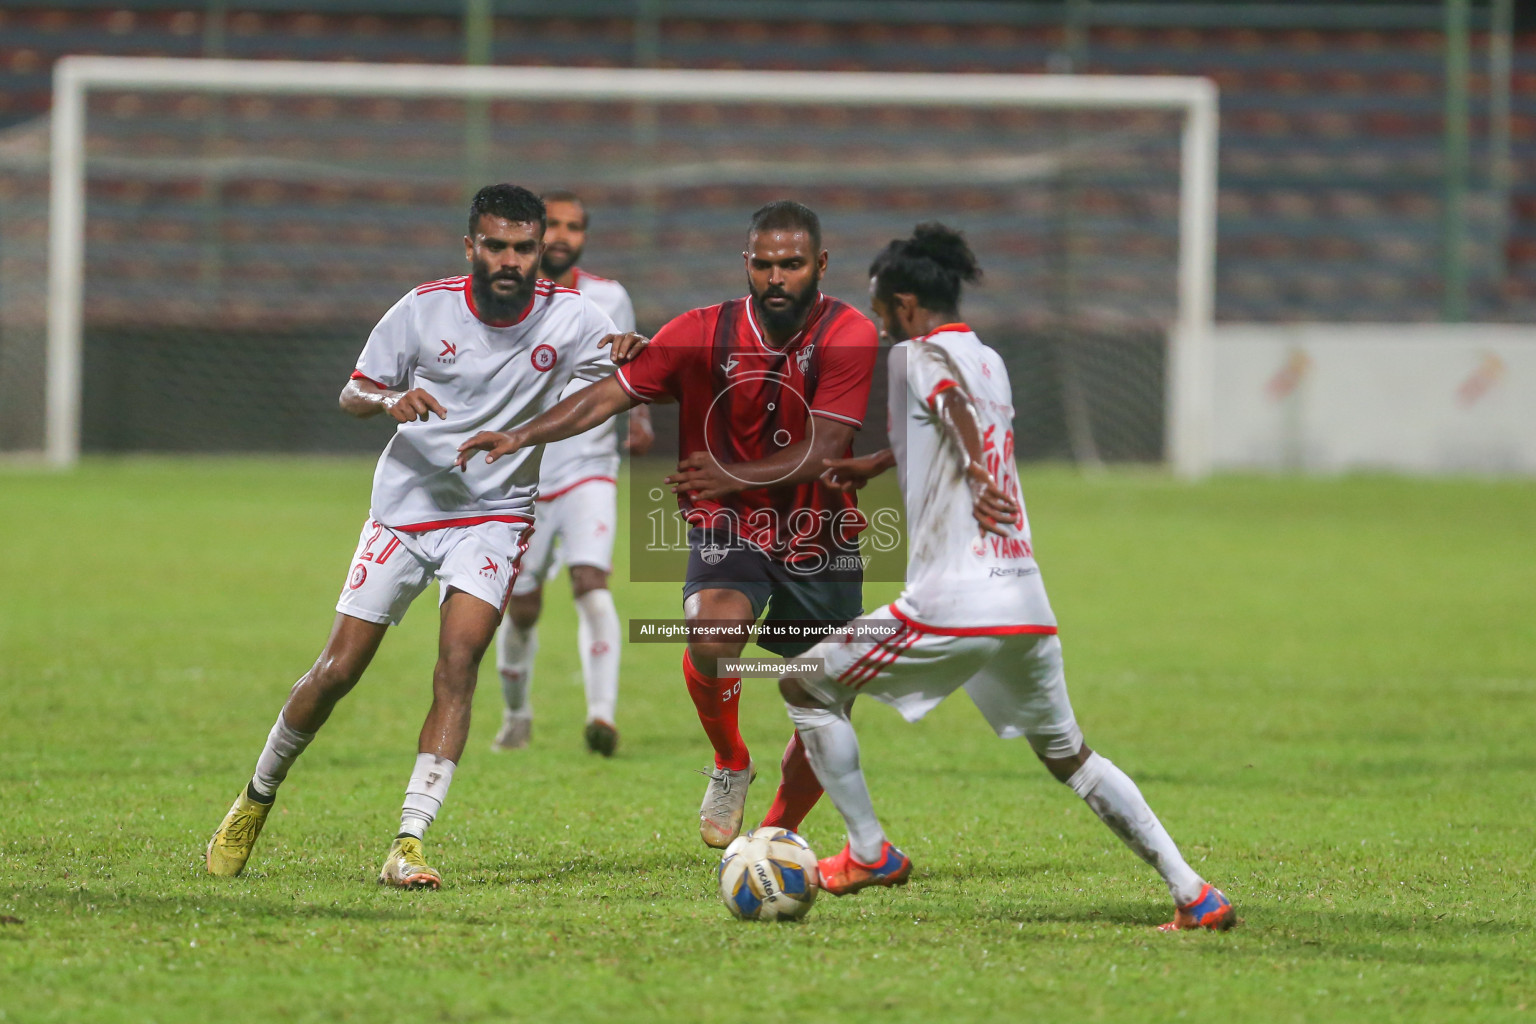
932, 385, 1019, 538
820, 449, 896, 492
624, 404, 655, 455
665, 416, 857, 501
339, 377, 446, 423
455, 374, 638, 470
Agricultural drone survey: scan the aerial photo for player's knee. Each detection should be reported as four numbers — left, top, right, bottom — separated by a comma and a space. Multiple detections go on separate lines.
687, 639, 746, 675
1038, 740, 1092, 784
507, 590, 541, 630
305, 651, 365, 696
782, 684, 846, 732
568, 565, 608, 598
779, 675, 825, 708
433, 648, 482, 691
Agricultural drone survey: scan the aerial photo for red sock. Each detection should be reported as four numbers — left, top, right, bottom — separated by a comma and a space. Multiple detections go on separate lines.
683, 649, 750, 771
759, 729, 824, 831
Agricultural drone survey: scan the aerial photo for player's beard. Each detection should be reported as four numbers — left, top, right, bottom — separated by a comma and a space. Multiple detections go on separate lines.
751, 270, 821, 340
540, 242, 582, 280
470, 259, 537, 322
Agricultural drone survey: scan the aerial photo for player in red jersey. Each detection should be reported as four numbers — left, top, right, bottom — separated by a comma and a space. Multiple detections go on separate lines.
457, 201, 880, 848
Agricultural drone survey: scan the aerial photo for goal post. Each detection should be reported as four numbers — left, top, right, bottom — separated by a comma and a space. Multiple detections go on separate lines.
45, 56, 1217, 475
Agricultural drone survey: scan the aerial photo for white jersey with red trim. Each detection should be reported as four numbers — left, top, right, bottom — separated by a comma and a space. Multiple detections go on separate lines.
353, 275, 618, 531
888, 323, 1056, 633
536, 268, 636, 498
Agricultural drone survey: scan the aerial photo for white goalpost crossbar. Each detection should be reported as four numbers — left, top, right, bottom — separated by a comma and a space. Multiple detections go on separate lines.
47, 56, 1218, 475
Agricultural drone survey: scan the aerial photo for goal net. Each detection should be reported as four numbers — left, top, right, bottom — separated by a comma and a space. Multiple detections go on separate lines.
18, 59, 1214, 473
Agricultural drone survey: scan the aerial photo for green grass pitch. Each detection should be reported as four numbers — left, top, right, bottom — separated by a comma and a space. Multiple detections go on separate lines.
2, 458, 1532, 1022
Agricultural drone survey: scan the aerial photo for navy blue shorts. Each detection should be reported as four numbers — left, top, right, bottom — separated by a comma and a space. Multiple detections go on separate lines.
681, 528, 864, 658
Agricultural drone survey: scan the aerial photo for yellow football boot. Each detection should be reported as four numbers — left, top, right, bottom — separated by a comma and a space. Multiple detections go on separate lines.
205, 788, 273, 877
378, 836, 442, 890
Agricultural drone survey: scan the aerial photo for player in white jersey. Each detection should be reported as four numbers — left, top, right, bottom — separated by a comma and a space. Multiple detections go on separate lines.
204, 185, 648, 889
778, 223, 1236, 932
493, 190, 654, 757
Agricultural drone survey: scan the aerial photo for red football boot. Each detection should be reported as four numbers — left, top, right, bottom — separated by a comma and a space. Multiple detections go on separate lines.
817, 841, 913, 896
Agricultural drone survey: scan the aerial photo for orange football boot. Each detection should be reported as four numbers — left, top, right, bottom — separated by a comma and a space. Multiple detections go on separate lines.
817, 841, 913, 896
1158, 883, 1236, 932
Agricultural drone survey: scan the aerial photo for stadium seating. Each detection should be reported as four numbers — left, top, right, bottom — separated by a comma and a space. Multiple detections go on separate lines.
0, 0, 1529, 442
4, 3, 1531, 327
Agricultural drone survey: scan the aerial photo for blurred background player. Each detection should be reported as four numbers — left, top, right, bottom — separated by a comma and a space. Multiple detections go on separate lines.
493, 190, 655, 757
457, 200, 879, 849
779, 223, 1235, 932
205, 185, 646, 889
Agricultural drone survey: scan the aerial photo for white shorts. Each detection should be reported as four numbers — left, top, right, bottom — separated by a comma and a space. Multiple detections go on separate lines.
335, 516, 532, 627
798, 603, 1083, 759
511, 477, 617, 597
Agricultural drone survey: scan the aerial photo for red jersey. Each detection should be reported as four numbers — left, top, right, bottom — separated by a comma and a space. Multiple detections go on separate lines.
615, 293, 879, 564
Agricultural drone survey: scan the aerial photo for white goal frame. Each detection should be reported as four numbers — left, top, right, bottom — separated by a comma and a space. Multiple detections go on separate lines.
48, 56, 1217, 475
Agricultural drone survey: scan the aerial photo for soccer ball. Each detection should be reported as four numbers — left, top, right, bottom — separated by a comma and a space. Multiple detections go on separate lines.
717, 826, 820, 921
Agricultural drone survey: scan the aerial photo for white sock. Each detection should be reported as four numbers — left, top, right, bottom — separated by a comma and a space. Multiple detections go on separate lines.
575, 588, 620, 723
497, 618, 537, 721
250, 712, 316, 799
398, 752, 456, 840
786, 700, 886, 863
1066, 752, 1205, 905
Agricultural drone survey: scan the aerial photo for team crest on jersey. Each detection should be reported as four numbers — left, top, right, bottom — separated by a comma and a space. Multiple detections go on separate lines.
348, 564, 368, 589
438, 340, 457, 363
530, 344, 557, 372
796, 344, 815, 374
